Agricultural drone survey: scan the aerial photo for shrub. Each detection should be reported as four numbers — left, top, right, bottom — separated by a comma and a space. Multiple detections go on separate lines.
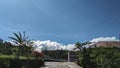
78, 47, 120, 68
0, 58, 10, 68
9, 59, 44, 68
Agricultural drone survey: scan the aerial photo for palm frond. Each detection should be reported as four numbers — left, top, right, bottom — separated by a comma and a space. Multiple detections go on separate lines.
13, 32, 22, 43
23, 36, 29, 41
22, 31, 29, 42
23, 31, 25, 40
9, 31, 29, 45
19, 32, 22, 41
8, 37, 19, 42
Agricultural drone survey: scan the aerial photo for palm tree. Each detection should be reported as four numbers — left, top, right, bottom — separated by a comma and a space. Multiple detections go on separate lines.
0, 38, 4, 54
9, 31, 29, 59
74, 41, 92, 51
73, 42, 82, 51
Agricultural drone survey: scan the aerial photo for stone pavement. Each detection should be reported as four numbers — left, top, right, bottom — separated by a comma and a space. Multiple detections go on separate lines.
41, 62, 82, 68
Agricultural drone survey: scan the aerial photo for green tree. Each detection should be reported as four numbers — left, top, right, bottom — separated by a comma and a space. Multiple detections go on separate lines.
9, 32, 29, 59
73, 42, 82, 51
3, 42, 13, 59
0, 38, 4, 54
22, 41, 34, 59
78, 47, 120, 68
82, 41, 91, 45
74, 41, 91, 51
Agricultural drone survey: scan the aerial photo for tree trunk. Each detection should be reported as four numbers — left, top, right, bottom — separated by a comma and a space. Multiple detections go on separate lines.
16, 45, 20, 59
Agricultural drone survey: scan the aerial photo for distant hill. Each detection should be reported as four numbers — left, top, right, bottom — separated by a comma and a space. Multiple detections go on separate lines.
89, 41, 120, 48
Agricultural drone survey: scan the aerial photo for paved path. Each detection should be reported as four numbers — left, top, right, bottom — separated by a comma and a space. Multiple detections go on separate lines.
41, 62, 82, 68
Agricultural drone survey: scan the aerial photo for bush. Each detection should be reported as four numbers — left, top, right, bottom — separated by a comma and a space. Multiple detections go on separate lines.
10, 59, 44, 68
78, 47, 120, 68
0, 58, 10, 68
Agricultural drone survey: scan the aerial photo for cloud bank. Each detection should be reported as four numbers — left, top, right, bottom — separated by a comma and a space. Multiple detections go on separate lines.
32, 40, 75, 52
9, 37, 118, 52
33, 37, 118, 52
83, 37, 118, 48
90, 37, 118, 42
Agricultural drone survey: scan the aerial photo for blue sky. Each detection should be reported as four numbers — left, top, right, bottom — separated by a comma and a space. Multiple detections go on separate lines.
0, 0, 120, 44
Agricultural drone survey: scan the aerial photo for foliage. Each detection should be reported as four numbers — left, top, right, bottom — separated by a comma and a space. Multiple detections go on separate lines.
0, 58, 9, 68
75, 42, 82, 48
0, 38, 13, 57
9, 32, 32, 59
0, 31, 44, 68
0, 55, 35, 60
74, 41, 91, 51
0, 58, 44, 68
10, 59, 44, 68
0, 55, 38, 68
78, 47, 120, 68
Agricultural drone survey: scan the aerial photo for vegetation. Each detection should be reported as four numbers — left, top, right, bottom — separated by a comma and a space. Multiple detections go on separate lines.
8, 32, 31, 59
73, 42, 82, 51
0, 32, 44, 68
73, 41, 91, 51
78, 47, 120, 68
0, 55, 35, 59
1, 31, 120, 68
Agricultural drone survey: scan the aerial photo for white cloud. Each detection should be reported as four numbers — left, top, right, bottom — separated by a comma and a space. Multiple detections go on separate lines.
32, 40, 75, 52
9, 40, 75, 52
90, 37, 118, 43
83, 37, 118, 48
